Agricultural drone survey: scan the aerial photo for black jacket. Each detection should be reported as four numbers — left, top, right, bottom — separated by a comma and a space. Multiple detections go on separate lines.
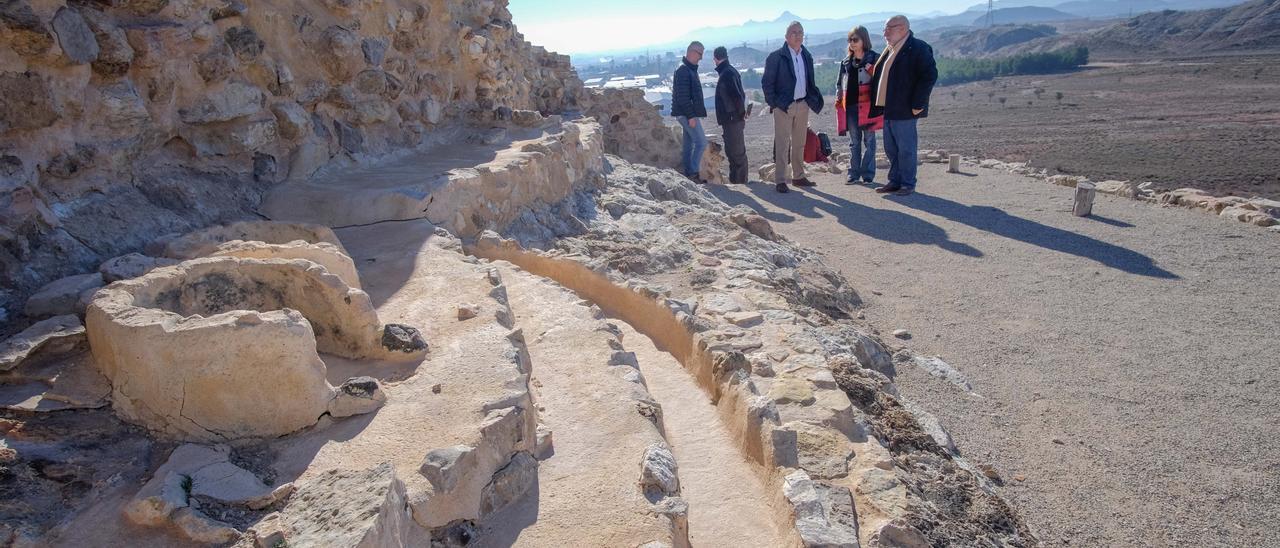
762, 45, 823, 115
671, 57, 706, 119
836, 49, 879, 106
868, 32, 937, 120
714, 61, 746, 126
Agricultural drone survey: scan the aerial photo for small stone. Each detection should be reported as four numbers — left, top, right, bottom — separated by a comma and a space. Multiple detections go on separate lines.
172, 507, 241, 544
224, 26, 263, 61
534, 423, 554, 460
639, 442, 679, 497
724, 311, 763, 327
431, 383, 442, 394
361, 37, 388, 66
457, 304, 479, 320
0, 315, 86, 372
381, 324, 427, 353
99, 253, 178, 282
327, 376, 386, 418
978, 463, 1001, 481
892, 329, 911, 339
1014, 474, 1027, 482
51, 7, 99, 64
1052, 438, 1065, 445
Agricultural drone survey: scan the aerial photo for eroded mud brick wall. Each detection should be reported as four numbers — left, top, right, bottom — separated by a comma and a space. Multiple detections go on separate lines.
0, 0, 583, 316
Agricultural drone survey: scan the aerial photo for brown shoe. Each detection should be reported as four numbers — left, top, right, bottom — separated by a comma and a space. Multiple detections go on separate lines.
875, 184, 902, 194
792, 177, 816, 187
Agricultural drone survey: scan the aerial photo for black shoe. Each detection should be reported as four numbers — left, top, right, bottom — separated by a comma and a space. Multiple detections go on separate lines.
776, 183, 790, 193
846, 174, 858, 184
875, 184, 902, 194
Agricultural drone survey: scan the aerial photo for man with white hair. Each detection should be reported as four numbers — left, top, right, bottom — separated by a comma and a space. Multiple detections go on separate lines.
868, 15, 937, 196
762, 21, 824, 193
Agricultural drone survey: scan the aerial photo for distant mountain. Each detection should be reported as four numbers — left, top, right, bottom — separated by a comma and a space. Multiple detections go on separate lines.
966, 0, 1280, 57
976, 6, 1082, 25
933, 24, 1061, 56
672, 10, 910, 50
1054, 0, 1247, 18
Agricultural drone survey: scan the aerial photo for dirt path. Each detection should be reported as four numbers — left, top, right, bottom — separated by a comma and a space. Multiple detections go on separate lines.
705, 163, 1280, 547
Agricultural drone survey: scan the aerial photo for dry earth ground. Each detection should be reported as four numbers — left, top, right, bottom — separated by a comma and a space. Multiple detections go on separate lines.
727, 54, 1280, 199
697, 161, 1280, 547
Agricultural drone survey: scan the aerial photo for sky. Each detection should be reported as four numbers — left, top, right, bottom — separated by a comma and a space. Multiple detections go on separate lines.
508, 0, 975, 54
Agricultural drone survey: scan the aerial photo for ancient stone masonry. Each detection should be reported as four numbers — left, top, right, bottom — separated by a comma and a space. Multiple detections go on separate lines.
0, 0, 583, 330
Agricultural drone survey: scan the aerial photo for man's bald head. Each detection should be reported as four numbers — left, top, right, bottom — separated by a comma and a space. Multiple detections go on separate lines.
883, 15, 910, 46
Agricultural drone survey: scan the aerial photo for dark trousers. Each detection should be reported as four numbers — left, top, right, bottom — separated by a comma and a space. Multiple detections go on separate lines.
722, 119, 748, 184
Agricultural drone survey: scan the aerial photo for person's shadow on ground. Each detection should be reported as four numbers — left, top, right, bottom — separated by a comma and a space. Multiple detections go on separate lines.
706, 184, 984, 258
893, 192, 1178, 279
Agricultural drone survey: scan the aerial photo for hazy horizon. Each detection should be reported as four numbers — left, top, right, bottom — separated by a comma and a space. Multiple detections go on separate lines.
508, 1, 979, 55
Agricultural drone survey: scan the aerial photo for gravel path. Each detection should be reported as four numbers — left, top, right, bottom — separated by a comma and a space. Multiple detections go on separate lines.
704, 163, 1280, 547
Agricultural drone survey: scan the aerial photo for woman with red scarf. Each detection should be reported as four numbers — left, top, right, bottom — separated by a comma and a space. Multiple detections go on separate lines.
835, 26, 883, 185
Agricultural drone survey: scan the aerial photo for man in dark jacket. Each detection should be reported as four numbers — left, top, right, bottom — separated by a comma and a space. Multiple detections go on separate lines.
671, 41, 708, 182
868, 16, 937, 196
762, 21, 824, 193
713, 46, 749, 185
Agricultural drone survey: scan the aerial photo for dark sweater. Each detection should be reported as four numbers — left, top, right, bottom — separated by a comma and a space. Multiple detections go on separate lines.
714, 61, 746, 125
671, 57, 706, 118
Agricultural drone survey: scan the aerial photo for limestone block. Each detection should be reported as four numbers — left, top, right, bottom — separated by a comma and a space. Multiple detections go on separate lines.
163, 221, 349, 260
479, 451, 538, 516
1220, 205, 1278, 227
276, 463, 414, 547
210, 240, 362, 289
173, 508, 241, 544
868, 519, 931, 548
124, 444, 226, 526
86, 257, 421, 440
0, 315, 86, 372
783, 470, 860, 548
25, 273, 104, 318
420, 445, 477, 493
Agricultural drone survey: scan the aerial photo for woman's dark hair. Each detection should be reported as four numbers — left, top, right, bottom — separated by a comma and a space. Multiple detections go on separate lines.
847, 25, 874, 54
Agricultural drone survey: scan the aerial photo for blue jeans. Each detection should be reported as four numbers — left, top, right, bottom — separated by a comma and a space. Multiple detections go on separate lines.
846, 113, 877, 182
676, 116, 707, 177
883, 118, 919, 189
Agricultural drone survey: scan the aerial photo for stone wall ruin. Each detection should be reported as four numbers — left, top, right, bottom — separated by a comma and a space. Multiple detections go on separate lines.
0, 0, 584, 325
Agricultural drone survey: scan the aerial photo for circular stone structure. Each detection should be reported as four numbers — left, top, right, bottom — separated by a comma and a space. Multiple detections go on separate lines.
86, 257, 426, 441
162, 221, 350, 260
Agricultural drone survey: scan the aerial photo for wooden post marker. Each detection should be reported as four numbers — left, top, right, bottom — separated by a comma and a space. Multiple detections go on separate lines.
948, 154, 961, 173
1074, 182, 1096, 217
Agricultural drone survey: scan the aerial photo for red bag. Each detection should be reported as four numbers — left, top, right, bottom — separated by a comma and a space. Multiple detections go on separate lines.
857, 83, 884, 131
803, 129, 829, 163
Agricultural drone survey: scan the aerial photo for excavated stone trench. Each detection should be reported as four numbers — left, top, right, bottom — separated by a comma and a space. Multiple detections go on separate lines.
485, 262, 787, 547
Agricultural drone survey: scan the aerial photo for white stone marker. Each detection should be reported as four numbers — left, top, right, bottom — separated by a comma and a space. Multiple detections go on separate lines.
1074, 182, 1097, 217
948, 154, 961, 173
